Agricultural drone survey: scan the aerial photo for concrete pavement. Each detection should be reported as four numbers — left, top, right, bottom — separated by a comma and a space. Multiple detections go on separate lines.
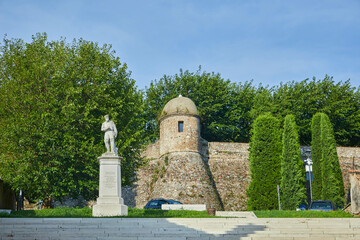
1, 217, 360, 240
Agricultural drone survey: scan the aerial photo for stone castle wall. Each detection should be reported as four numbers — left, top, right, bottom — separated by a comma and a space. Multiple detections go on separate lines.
141, 142, 160, 160
126, 142, 360, 210
128, 151, 222, 209
349, 170, 360, 214
337, 147, 360, 195
208, 142, 250, 210
206, 143, 360, 210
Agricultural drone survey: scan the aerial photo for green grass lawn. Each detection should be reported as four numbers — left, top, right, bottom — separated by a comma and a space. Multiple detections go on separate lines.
0, 207, 216, 218
254, 210, 353, 218
0, 208, 354, 218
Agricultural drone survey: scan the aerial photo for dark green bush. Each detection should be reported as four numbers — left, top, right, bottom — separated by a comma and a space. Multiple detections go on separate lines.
247, 114, 282, 210
280, 115, 306, 209
311, 113, 344, 202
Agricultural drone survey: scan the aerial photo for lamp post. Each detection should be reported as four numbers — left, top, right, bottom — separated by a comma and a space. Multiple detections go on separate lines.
305, 157, 313, 203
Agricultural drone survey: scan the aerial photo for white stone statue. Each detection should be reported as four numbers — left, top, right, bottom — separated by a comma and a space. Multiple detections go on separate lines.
101, 115, 118, 154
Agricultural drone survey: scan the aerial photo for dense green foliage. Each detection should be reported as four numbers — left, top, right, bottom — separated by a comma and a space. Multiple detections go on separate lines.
311, 113, 323, 200
0, 33, 145, 202
0, 207, 217, 218
0, 33, 358, 207
320, 114, 345, 202
144, 67, 256, 143
311, 113, 344, 202
250, 77, 360, 146
280, 115, 306, 210
145, 72, 359, 146
254, 210, 352, 218
247, 114, 282, 210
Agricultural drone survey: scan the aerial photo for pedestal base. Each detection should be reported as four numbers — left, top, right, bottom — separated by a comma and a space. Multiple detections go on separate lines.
92, 153, 128, 217
92, 201, 128, 217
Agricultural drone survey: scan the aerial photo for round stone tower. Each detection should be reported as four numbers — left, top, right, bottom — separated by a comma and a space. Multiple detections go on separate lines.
159, 95, 201, 156
147, 95, 223, 210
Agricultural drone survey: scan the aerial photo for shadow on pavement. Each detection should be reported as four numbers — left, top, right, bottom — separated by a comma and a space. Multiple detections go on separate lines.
0, 217, 266, 239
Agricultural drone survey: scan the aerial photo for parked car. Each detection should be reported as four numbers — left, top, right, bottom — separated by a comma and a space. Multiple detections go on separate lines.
308, 200, 335, 211
144, 199, 182, 209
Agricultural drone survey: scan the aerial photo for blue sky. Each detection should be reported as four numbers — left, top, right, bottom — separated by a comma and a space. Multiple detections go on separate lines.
1, 0, 359, 90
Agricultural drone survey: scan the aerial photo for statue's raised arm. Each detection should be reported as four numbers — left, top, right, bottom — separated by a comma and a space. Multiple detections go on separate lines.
101, 115, 118, 154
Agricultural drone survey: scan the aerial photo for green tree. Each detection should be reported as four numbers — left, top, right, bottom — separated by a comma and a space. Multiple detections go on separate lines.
280, 115, 306, 209
311, 113, 323, 200
311, 113, 344, 202
247, 114, 282, 210
144, 67, 256, 143
250, 77, 360, 146
249, 86, 274, 120
0, 33, 145, 203
146, 74, 359, 146
320, 113, 344, 202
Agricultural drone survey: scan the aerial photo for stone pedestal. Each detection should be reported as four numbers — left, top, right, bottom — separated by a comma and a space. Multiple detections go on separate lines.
92, 153, 128, 217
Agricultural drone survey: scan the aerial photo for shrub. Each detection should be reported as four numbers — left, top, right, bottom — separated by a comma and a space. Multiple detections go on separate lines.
280, 115, 306, 209
311, 113, 344, 202
247, 114, 282, 210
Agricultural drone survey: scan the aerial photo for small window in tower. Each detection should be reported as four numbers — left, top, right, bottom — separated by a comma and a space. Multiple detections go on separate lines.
178, 121, 184, 132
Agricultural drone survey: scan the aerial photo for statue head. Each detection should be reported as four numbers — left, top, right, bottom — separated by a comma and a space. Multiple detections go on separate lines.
104, 114, 110, 122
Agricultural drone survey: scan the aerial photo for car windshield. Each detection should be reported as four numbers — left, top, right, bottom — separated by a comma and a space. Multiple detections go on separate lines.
311, 202, 332, 209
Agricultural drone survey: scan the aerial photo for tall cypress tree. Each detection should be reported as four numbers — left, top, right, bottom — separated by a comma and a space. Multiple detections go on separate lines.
311, 113, 344, 202
247, 114, 282, 210
311, 113, 323, 200
280, 115, 306, 209
320, 114, 344, 202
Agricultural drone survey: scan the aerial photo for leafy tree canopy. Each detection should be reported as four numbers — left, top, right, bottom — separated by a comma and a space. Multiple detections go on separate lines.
144, 67, 256, 143
250, 77, 360, 146
145, 72, 359, 147
0, 33, 145, 202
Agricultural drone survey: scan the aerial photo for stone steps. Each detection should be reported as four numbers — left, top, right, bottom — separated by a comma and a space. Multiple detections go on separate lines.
1, 217, 360, 240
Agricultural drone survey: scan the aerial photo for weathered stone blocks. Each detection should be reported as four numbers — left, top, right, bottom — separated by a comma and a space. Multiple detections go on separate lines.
208, 142, 250, 210
159, 115, 201, 155
349, 170, 360, 214
123, 95, 360, 211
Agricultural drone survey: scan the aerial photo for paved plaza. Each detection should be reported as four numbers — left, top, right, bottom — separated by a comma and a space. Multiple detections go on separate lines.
1, 216, 360, 240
